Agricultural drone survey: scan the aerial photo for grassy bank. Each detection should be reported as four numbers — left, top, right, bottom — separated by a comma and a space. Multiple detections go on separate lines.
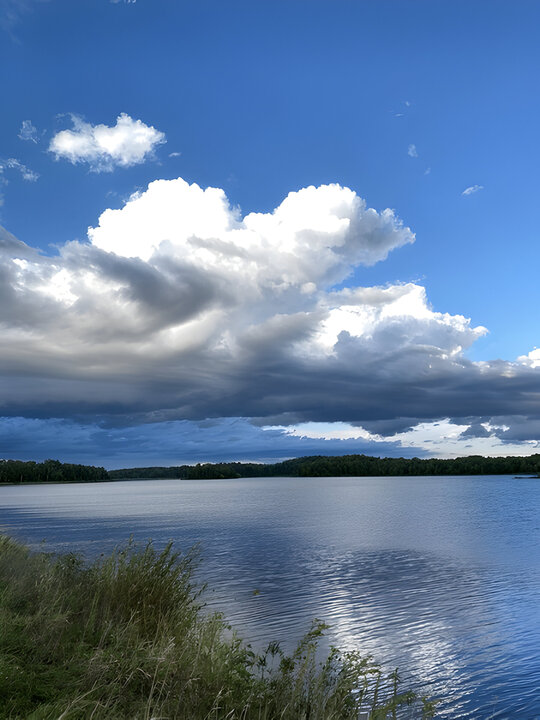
0, 536, 436, 719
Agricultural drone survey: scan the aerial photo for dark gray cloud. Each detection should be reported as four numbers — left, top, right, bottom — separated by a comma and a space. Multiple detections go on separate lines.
1, 175, 540, 458
0, 416, 419, 468
0, 224, 39, 257
488, 416, 540, 443
352, 418, 416, 436
460, 423, 492, 439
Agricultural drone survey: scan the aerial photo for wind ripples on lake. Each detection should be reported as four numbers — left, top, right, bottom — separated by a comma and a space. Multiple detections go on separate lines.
1, 475, 540, 718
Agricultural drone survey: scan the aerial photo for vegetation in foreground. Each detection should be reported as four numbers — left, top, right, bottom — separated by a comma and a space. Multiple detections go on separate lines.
0, 535, 436, 719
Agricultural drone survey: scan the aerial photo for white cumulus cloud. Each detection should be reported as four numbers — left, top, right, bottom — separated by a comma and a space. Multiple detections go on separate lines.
1, 175, 540, 453
518, 348, 540, 368
407, 144, 418, 158
48, 113, 166, 172
88, 179, 415, 278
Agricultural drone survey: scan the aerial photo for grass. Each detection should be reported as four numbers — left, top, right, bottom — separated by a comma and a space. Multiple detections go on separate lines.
0, 535, 437, 719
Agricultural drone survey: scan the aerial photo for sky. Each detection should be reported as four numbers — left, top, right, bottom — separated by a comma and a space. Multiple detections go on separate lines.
1, 0, 540, 468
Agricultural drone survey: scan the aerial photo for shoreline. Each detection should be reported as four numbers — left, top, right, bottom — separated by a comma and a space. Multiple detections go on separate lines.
0, 534, 436, 719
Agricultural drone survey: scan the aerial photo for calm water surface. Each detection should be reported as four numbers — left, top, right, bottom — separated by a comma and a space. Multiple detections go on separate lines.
1, 475, 539, 719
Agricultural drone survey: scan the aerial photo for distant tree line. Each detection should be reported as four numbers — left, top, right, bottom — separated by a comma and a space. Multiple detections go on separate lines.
2, 454, 539, 484
0, 459, 108, 484
109, 453, 540, 480
107, 463, 271, 480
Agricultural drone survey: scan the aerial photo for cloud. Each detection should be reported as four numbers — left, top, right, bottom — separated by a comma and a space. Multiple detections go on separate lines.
462, 184, 484, 196
519, 348, 540, 368
0, 157, 39, 181
0, 0, 39, 32
391, 418, 540, 456
2, 413, 535, 468
49, 113, 166, 172
407, 144, 418, 158
489, 416, 540, 443
0, 225, 38, 256
393, 101, 412, 118
459, 423, 491, 439
0, 416, 412, 468
279, 418, 540, 458
1, 175, 540, 459
18, 119, 38, 143
169, 151, 181, 158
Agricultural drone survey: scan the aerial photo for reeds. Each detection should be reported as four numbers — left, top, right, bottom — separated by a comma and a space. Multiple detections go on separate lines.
0, 535, 436, 719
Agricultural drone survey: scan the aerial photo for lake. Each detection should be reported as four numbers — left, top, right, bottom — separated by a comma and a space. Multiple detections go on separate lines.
1, 475, 539, 719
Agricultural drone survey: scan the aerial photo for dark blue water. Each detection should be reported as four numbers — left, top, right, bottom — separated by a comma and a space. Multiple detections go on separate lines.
1, 475, 539, 719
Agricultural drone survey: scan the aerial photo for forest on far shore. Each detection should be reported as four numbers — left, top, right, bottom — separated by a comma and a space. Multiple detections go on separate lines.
0, 459, 108, 484
1, 454, 540, 484
108, 454, 540, 479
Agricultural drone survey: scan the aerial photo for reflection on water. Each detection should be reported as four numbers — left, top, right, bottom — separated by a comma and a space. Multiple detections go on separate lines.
1, 475, 540, 719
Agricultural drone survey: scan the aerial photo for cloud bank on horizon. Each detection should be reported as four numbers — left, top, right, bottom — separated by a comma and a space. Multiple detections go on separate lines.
1, 170, 540, 466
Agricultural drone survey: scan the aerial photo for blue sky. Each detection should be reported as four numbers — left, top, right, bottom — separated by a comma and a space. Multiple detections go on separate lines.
2, 0, 540, 467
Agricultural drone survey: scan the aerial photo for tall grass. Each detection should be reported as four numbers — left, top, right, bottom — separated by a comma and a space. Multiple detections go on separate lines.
0, 535, 437, 719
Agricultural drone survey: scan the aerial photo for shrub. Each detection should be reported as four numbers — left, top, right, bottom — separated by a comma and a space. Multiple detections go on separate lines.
0, 535, 436, 719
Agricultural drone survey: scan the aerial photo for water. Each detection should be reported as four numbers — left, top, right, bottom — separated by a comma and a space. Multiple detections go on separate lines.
1, 475, 539, 718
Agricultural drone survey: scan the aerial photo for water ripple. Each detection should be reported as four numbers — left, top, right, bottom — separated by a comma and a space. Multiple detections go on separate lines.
1, 475, 540, 718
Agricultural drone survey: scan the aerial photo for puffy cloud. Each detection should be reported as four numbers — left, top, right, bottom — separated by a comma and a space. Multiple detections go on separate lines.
518, 348, 540, 368
312, 283, 485, 357
407, 144, 418, 158
18, 119, 38, 143
88, 180, 415, 287
49, 113, 165, 172
1, 175, 540, 458
462, 185, 484, 196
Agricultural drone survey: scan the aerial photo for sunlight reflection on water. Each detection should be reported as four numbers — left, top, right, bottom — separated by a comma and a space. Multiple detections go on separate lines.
1, 475, 540, 719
